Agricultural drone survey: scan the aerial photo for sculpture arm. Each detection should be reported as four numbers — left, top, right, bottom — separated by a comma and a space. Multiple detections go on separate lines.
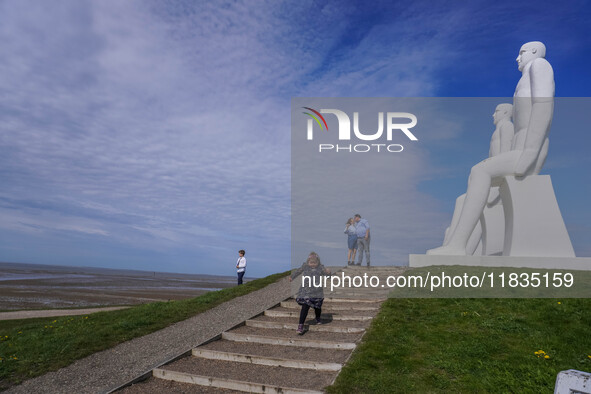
514, 59, 555, 176
489, 131, 499, 157
498, 121, 514, 154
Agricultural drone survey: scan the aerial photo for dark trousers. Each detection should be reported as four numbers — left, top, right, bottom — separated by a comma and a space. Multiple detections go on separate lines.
237, 271, 245, 285
299, 304, 321, 324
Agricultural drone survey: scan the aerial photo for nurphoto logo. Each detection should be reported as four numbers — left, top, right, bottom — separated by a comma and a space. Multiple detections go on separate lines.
302, 107, 418, 153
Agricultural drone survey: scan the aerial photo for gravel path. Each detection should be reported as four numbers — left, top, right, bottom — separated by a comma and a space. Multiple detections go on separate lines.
0, 306, 130, 321
5, 276, 291, 394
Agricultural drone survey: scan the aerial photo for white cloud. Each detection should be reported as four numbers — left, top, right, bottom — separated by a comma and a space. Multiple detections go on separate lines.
1, 0, 588, 274
0, 1, 504, 273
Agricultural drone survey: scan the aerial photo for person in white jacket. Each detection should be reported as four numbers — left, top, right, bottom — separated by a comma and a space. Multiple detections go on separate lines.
236, 250, 247, 285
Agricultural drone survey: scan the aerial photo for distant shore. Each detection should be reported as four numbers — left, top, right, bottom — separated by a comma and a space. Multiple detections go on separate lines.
0, 262, 239, 310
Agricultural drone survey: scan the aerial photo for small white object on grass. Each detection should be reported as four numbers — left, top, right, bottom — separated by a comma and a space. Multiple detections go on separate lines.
554, 369, 591, 394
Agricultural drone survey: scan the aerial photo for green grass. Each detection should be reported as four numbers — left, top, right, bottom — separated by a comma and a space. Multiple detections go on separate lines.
328, 298, 591, 393
0, 271, 289, 390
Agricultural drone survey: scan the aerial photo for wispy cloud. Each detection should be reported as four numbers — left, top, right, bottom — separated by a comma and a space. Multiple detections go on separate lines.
1, 0, 589, 274
0, 1, 444, 274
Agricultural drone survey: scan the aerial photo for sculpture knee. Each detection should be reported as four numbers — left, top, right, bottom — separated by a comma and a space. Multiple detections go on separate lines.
468, 164, 487, 183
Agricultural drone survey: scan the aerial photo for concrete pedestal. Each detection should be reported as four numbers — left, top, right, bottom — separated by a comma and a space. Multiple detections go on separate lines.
500, 175, 575, 257
409, 254, 591, 270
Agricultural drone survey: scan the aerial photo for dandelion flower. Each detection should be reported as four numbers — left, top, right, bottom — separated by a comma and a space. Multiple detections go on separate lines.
545, 355, 550, 359
557, 302, 561, 304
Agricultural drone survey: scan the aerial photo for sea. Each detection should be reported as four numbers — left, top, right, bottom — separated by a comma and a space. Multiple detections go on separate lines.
0, 262, 238, 310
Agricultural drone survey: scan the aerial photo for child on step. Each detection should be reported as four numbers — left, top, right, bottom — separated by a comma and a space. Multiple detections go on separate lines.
289, 252, 331, 335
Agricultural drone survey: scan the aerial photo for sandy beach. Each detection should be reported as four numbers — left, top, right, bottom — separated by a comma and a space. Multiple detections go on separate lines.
0, 262, 237, 311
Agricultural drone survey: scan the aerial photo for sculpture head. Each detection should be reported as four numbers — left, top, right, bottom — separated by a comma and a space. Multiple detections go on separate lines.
516, 41, 546, 71
493, 103, 512, 125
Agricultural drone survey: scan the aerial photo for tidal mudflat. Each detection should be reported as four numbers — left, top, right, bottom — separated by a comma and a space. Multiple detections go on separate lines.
0, 262, 237, 310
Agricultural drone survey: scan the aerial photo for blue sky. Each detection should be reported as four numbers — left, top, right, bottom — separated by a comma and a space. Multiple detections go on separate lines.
1, 0, 590, 277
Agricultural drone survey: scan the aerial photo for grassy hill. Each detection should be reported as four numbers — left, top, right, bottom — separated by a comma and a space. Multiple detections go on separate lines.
328, 298, 591, 393
0, 271, 289, 390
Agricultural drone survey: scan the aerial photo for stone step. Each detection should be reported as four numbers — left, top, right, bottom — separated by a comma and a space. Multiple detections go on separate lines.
271, 306, 376, 316
340, 271, 404, 275
204, 338, 352, 362
253, 314, 369, 328
119, 376, 243, 393
245, 319, 365, 333
291, 274, 401, 283
227, 324, 364, 343
280, 300, 380, 311
324, 297, 389, 302
325, 289, 391, 295
332, 274, 404, 281
221, 331, 356, 350
341, 265, 406, 270
156, 356, 336, 392
335, 271, 404, 276
265, 309, 373, 321
192, 348, 342, 371
153, 368, 322, 394
313, 297, 385, 303
119, 294, 382, 393
325, 292, 391, 299
128, 296, 383, 393
324, 286, 394, 291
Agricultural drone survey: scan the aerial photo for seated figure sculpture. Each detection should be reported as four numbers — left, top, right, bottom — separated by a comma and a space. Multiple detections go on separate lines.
442, 103, 515, 255
428, 41, 553, 255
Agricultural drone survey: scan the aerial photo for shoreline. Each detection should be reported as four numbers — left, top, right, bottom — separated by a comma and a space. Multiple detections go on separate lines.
0, 262, 239, 310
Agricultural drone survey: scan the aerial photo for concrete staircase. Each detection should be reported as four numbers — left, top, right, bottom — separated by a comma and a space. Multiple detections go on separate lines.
323, 266, 407, 300
116, 266, 403, 393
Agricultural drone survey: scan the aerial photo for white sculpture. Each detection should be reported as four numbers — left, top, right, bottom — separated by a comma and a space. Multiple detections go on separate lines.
442, 103, 514, 255
428, 41, 556, 256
